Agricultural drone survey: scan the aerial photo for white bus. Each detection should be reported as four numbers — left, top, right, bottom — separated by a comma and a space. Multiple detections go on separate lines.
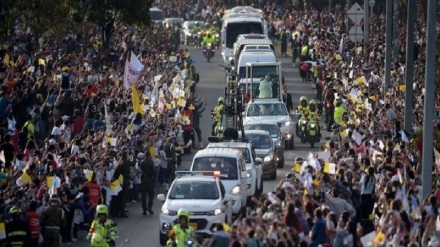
221, 11, 267, 67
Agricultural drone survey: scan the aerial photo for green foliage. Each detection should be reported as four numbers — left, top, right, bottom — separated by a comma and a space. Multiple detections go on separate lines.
2, 0, 154, 38
412, 128, 440, 152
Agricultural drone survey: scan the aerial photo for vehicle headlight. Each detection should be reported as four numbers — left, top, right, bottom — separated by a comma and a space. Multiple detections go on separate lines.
231, 186, 240, 195
207, 208, 222, 216
247, 170, 252, 178
162, 208, 177, 216
284, 121, 291, 126
264, 155, 274, 162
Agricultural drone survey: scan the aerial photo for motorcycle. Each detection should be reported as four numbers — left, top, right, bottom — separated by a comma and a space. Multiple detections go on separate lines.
296, 112, 321, 148
203, 43, 215, 62
306, 118, 321, 148
295, 113, 308, 142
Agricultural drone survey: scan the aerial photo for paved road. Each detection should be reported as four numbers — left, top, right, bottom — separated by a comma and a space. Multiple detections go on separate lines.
73, 45, 322, 247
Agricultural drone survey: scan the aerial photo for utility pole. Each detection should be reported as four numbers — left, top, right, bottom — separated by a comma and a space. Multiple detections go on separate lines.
404, 0, 415, 132
363, 0, 369, 46
421, 0, 437, 200
384, 0, 393, 89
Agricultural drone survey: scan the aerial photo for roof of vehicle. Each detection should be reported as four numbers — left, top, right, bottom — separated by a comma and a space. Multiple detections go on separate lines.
242, 45, 273, 52
250, 98, 283, 104
241, 129, 271, 136
244, 120, 281, 126
173, 175, 217, 183
224, 16, 264, 24
236, 34, 269, 40
164, 17, 184, 22
150, 7, 162, 10
193, 148, 242, 158
207, 142, 252, 149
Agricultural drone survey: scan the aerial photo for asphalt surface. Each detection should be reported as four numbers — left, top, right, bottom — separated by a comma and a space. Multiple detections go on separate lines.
73, 44, 323, 247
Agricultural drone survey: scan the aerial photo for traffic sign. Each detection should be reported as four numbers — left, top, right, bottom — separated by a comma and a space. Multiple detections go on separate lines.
369, 0, 376, 7
347, 3, 364, 25
348, 26, 364, 43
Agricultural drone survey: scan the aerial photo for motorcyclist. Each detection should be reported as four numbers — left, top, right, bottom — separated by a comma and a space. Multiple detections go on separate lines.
333, 98, 346, 126
308, 100, 321, 136
167, 209, 194, 247
297, 96, 309, 118
202, 32, 215, 50
88, 204, 117, 247
212, 97, 224, 136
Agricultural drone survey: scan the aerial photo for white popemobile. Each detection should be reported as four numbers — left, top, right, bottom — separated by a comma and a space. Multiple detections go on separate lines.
157, 171, 234, 246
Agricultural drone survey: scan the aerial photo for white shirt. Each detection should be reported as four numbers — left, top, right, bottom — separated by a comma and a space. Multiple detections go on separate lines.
51, 126, 62, 136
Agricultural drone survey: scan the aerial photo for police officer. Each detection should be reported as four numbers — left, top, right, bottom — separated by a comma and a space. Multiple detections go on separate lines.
112, 147, 133, 217
41, 195, 63, 247
5, 206, 29, 247
139, 152, 156, 215
211, 97, 224, 137
88, 204, 117, 247
167, 209, 194, 247
165, 133, 177, 188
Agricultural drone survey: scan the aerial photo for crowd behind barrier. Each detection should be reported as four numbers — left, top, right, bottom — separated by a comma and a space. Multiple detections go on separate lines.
0, 1, 439, 247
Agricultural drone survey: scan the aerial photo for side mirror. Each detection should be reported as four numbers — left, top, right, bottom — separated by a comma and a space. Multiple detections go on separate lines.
275, 142, 281, 149
255, 158, 262, 165
157, 194, 166, 201
241, 172, 247, 179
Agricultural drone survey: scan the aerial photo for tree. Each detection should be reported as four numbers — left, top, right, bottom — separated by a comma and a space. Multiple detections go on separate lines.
2, 0, 155, 48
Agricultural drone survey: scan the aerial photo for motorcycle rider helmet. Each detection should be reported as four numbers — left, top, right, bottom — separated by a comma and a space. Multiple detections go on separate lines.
218, 97, 224, 104
177, 208, 190, 222
327, 82, 334, 88
9, 206, 22, 217
96, 204, 109, 217
300, 96, 308, 106
286, 173, 293, 179
309, 100, 317, 111
331, 124, 339, 131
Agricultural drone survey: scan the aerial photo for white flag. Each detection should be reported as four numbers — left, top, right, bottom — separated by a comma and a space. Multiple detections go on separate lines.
123, 59, 141, 89
130, 52, 144, 72
338, 34, 344, 54
400, 130, 409, 143
104, 103, 112, 136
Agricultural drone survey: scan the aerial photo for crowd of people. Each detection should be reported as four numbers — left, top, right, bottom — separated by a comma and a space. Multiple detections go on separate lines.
0, 0, 439, 247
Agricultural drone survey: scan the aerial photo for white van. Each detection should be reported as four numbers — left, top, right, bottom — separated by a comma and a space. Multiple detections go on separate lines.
190, 148, 248, 216
150, 7, 164, 24
237, 50, 277, 78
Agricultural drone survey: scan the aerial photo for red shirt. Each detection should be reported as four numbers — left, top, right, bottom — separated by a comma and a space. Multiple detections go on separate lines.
86, 182, 101, 207
180, 109, 193, 132
73, 116, 85, 135
27, 211, 40, 240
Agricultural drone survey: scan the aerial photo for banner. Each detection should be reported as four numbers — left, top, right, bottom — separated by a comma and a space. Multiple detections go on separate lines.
132, 82, 145, 115
123, 59, 141, 89
130, 52, 144, 72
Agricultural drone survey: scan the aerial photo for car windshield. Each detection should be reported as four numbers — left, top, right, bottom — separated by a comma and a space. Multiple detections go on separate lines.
244, 124, 279, 138
246, 103, 288, 116
168, 181, 219, 200
226, 22, 264, 48
192, 157, 238, 180
246, 133, 271, 149
150, 10, 164, 21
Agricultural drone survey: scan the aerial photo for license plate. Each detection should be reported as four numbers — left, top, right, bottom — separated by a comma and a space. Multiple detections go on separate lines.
189, 223, 198, 230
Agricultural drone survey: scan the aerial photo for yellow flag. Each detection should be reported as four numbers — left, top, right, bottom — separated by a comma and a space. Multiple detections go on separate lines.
3, 54, 9, 65
110, 180, 120, 190
117, 174, 123, 184
21, 172, 31, 183
177, 98, 183, 106
324, 162, 331, 174
399, 85, 406, 92
87, 171, 93, 182
189, 104, 195, 110
115, 80, 120, 87
132, 83, 145, 115
106, 137, 112, 144
166, 103, 172, 110
294, 163, 301, 173
369, 95, 377, 101
374, 231, 385, 244
38, 59, 45, 66
182, 115, 189, 122
47, 176, 54, 187
149, 146, 156, 160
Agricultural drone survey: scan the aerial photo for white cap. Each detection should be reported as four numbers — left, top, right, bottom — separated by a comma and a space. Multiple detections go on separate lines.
49, 139, 58, 145
137, 152, 145, 160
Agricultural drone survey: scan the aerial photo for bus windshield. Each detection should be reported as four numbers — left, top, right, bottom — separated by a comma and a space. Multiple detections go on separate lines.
226, 22, 263, 48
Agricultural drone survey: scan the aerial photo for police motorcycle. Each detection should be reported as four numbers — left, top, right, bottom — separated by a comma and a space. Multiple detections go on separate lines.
295, 112, 321, 148
203, 43, 215, 63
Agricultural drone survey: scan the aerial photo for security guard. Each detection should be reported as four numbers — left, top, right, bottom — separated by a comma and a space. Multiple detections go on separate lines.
5, 206, 29, 247
308, 100, 319, 121
333, 98, 346, 126
297, 96, 309, 117
139, 152, 156, 215
41, 194, 63, 247
211, 97, 224, 137
165, 133, 177, 187
202, 32, 215, 49
167, 209, 194, 247
88, 204, 117, 247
